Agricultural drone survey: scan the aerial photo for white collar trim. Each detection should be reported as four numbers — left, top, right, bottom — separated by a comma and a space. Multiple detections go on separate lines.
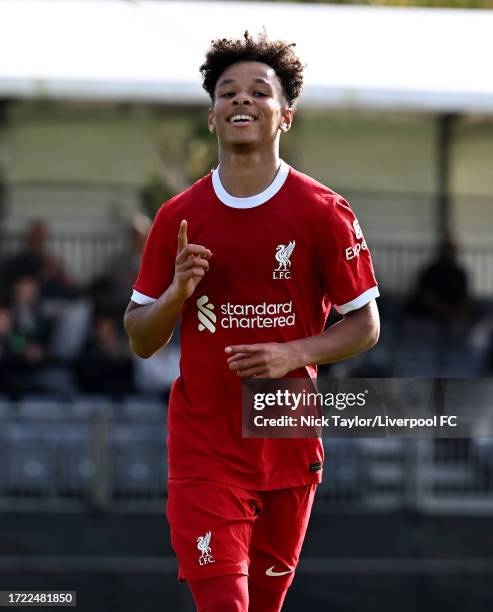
212, 160, 289, 208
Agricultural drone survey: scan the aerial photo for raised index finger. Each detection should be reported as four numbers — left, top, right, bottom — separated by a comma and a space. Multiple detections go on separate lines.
177, 220, 188, 253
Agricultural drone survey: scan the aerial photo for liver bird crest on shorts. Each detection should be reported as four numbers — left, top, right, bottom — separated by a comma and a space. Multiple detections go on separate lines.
197, 530, 215, 565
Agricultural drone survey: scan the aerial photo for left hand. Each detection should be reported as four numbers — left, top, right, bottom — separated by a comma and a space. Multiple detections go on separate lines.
225, 342, 296, 378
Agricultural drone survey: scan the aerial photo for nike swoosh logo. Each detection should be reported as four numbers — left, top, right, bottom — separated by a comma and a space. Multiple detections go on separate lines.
265, 566, 294, 577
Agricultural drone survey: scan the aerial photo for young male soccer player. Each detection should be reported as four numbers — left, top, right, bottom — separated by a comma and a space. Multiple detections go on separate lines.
124, 32, 380, 612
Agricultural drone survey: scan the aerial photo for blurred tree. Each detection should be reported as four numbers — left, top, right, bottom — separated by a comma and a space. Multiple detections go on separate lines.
184, 123, 217, 182
140, 110, 216, 218
280, 0, 493, 7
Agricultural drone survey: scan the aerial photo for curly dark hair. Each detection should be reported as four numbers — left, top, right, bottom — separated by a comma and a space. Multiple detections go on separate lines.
200, 31, 304, 108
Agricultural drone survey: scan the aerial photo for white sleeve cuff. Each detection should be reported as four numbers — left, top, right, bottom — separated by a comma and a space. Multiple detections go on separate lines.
335, 286, 380, 315
131, 289, 157, 305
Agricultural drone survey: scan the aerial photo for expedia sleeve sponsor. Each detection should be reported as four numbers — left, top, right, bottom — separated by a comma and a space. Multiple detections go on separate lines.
317, 196, 379, 314
345, 239, 368, 262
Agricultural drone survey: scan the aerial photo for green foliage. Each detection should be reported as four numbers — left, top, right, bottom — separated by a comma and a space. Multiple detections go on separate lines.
281, 0, 493, 8
141, 111, 217, 217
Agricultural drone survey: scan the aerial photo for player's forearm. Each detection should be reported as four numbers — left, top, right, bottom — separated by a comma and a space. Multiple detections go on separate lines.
289, 301, 380, 369
124, 284, 185, 358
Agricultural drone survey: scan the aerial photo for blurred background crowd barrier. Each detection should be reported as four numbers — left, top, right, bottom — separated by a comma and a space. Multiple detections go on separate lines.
2, 400, 493, 516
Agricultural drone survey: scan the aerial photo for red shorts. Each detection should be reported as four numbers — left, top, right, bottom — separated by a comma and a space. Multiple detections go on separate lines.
166, 478, 317, 592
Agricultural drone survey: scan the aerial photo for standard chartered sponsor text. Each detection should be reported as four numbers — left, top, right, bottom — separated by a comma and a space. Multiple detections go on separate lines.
221, 300, 295, 329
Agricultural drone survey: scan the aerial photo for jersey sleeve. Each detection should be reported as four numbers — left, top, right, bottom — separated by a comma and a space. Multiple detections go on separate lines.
131, 204, 176, 305
318, 196, 379, 314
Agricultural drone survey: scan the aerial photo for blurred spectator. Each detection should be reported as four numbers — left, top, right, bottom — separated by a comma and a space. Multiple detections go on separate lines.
407, 237, 471, 324
10, 276, 53, 355
3, 220, 76, 300
91, 214, 151, 316
75, 314, 134, 397
41, 252, 76, 301
0, 277, 54, 397
470, 315, 493, 374
0, 304, 17, 395
132, 333, 181, 399
4, 221, 47, 280
50, 298, 92, 361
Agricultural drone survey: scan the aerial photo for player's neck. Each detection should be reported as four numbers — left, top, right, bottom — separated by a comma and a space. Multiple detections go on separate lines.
217, 150, 281, 198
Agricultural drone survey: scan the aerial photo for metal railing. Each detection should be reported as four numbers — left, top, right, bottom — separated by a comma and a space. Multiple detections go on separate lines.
2, 398, 493, 515
0, 231, 129, 285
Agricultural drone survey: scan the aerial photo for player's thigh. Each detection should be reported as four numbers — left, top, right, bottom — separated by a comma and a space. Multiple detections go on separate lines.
167, 478, 260, 583
248, 483, 317, 592
189, 574, 249, 612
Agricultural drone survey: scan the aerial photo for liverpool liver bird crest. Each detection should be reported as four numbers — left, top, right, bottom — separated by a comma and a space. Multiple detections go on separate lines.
275, 241, 296, 271
197, 531, 212, 558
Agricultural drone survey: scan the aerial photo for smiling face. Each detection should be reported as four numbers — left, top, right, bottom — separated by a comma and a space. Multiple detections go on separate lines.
208, 61, 293, 153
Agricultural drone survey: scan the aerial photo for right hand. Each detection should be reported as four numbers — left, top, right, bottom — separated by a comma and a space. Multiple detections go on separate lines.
171, 220, 212, 301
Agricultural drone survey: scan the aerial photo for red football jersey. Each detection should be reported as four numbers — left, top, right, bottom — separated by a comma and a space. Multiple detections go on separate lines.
132, 161, 379, 490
